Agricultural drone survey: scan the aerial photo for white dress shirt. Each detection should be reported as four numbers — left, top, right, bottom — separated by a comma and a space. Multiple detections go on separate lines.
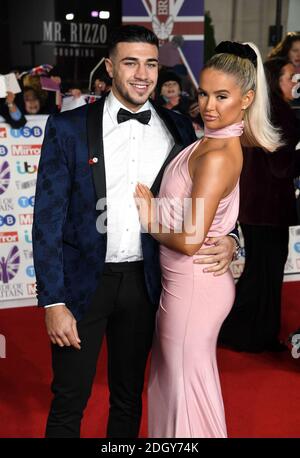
45, 91, 174, 308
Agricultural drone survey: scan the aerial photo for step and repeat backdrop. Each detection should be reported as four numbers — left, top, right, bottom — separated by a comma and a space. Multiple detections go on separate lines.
0, 116, 47, 308
0, 115, 300, 309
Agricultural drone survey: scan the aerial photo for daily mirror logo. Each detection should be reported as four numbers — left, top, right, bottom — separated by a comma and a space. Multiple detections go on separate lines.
0, 232, 19, 243
11, 145, 41, 156
0, 128, 7, 139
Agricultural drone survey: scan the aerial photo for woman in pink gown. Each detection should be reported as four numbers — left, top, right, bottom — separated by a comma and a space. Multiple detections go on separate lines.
135, 41, 283, 438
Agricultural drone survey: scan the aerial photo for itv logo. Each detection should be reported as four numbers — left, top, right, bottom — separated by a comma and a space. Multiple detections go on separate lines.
24, 230, 32, 243
16, 161, 38, 174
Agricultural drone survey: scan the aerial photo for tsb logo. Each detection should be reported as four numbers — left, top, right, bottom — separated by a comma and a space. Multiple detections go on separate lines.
18, 196, 35, 208
0, 145, 8, 157
0, 214, 16, 227
26, 265, 35, 278
10, 126, 43, 138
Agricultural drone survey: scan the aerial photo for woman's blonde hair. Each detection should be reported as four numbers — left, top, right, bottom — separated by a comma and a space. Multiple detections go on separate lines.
204, 42, 284, 152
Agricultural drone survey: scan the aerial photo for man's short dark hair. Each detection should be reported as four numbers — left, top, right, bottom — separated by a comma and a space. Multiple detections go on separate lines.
107, 25, 159, 57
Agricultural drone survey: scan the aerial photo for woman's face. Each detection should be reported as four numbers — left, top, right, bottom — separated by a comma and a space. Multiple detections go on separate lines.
279, 63, 296, 102
198, 68, 253, 129
288, 40, 300, 68
161, 80, 181, 98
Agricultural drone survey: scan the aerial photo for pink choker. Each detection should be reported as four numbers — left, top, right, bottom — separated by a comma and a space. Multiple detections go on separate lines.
204, 121, 244, 138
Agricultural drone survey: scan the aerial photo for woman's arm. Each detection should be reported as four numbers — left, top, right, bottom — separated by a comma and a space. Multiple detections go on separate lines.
135, 151, 235, 256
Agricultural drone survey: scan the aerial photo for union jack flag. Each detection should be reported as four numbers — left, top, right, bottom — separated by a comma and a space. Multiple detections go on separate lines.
123, 0, 204, 87
19, 64, 53, 79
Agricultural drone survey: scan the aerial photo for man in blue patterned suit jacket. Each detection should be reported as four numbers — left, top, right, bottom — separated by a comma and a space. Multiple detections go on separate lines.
32, 25, 238, 438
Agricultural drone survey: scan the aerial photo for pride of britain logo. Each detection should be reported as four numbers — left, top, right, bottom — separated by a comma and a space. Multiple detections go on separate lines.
0, 161, 10, 195
0, 245, 20, 284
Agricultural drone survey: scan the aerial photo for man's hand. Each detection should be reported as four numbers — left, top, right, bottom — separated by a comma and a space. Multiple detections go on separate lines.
193, 235, 236, 276
45, 304, 81, 349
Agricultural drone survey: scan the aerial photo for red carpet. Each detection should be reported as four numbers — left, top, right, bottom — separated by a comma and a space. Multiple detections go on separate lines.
0, 282, 300, 438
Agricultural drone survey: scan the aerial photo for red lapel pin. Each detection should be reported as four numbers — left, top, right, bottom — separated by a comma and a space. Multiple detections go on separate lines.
89, 157, 98, 165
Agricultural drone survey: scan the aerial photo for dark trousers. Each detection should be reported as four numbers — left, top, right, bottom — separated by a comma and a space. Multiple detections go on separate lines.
45, 261, 156, 438
219, 224, 289, 351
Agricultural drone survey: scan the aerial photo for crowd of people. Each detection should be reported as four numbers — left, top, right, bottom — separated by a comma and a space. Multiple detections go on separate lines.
1, 31, 299, 133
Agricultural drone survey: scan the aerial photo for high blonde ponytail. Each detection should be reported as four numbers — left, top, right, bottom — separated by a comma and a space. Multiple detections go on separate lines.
204, 41, 284, 152
242, 42, 283, 152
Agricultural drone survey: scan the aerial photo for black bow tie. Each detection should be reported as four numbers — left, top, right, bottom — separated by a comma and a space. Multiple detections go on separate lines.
117, 108, 151, 125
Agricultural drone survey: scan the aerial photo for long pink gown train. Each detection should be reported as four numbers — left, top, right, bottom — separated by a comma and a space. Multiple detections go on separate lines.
148, 139, 239, 438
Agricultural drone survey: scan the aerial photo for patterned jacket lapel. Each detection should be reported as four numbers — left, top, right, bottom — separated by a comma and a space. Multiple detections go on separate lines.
87, 96, 107, 201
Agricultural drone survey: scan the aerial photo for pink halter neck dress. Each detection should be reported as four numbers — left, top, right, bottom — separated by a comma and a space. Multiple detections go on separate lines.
148, 122, 242, 438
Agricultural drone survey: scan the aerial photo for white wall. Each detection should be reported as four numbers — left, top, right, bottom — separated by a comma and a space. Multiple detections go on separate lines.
205, 0, 290, 60
287, 0, 300, 32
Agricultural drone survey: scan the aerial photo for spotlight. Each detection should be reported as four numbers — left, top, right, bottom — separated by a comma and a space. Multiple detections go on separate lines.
66, 13, 74, 21
99, 11, 110, 19
91, 11, 99, 18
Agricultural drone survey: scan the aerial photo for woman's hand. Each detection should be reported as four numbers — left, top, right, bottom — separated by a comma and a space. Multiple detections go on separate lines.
134, 183, 156, 232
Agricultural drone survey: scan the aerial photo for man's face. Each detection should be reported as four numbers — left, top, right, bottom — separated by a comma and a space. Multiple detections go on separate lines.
105, 42, 159, 111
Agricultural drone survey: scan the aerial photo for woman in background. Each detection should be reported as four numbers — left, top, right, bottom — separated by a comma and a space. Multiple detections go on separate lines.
269, 32, 300, 119
155, 70, 190, 114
